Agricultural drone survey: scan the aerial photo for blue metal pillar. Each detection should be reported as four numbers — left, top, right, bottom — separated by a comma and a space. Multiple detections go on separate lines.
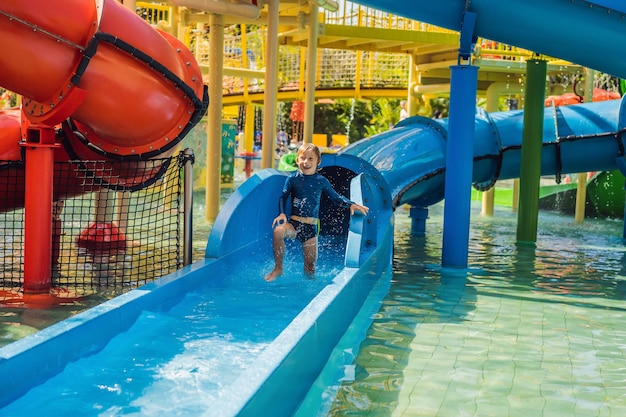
409, 206, 429, 236
441, 65, 478, 268
441, 11, 478, 268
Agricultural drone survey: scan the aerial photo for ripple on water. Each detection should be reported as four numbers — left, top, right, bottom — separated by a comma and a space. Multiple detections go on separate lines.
309, 203, 626, 416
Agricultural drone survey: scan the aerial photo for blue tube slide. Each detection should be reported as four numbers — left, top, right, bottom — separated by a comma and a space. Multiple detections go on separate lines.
352, 0, 626, 79
343, 97, 626, 211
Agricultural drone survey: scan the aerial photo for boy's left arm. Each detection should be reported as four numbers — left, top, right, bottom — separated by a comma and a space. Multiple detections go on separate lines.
322, 178, 368, 216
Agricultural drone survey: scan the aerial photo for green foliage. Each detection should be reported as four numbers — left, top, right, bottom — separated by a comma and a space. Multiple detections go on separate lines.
313, 99, 373, 144
0, 88, 17, 108
277, 97, 423, 145
312, 98, 405, 143
429, 97, 449, 118
363, 98, 402, 137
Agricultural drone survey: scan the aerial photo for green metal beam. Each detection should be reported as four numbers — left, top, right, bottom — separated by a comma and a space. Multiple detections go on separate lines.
516, 58, 547, 245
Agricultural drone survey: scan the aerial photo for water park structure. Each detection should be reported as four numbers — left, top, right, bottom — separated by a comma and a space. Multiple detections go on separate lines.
1, 0, 626, 415
155, 0, 617, 223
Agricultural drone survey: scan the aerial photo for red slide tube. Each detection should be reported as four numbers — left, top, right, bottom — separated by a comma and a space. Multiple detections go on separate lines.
0, 0, 206, 157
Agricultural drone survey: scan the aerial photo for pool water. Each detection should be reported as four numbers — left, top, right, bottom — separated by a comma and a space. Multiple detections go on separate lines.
0, 235, 350, 416
0, 291, 118, 349
299, 202, 626, 416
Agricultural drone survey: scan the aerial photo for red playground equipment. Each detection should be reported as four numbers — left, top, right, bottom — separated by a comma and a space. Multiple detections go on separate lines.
0, 0, 208, 293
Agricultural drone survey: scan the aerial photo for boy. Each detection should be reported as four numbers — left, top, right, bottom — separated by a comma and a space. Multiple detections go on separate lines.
264, 143, 369, 282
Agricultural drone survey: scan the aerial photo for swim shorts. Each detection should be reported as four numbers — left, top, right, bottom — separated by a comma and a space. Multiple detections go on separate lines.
290, 219, 318, 243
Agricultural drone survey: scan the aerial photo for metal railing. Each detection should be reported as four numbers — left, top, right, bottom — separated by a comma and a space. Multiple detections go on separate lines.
135, 1, 572, 97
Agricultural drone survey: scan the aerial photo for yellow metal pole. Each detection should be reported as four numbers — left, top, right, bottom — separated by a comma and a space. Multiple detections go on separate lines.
575, 173, 587, 224
298, 47, 306, 98
406, 20, 419, 116
355, 50, 362, 99
480, 83, 504, 217
241, 24, 250, 100
240, 103, 256, 178
169, 5, 184, 39
360, 8, 375, 91
244, 104, 255, 152
303, 7, 319, 144
574, 68, 595, 224
407, 54, 417, 116
205, 13, 224, 222
367, 53, 374, 88
240, 22, 251, 163
481, 186, 495, 217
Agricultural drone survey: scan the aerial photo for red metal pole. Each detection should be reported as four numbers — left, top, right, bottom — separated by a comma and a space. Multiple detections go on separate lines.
21, 125, 59, 293
244, 158, 253, 178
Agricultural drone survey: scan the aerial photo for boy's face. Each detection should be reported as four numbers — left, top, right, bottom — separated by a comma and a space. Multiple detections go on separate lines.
297, 149, 318, 175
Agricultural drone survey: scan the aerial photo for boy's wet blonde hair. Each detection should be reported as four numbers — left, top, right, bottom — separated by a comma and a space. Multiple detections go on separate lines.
297, 143, 321, 166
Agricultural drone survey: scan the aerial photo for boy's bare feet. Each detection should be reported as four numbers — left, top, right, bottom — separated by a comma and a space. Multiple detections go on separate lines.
264, 268, 283, 282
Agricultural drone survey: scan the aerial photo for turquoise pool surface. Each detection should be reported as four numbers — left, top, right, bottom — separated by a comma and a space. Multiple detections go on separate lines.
298, 203, 626, 416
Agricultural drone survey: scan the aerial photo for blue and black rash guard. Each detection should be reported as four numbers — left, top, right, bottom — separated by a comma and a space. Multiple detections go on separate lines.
279, 171, 354, 218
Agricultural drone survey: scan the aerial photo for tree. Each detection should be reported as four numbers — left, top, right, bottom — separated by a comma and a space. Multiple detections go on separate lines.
278, 97, 406, 146
364, 98, 402, 137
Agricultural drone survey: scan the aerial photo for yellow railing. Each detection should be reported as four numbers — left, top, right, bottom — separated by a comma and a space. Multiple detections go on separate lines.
135, 1, 572, 97
136, 2, 169, 26
323, 0, 455, 34
217, 32, 411, 95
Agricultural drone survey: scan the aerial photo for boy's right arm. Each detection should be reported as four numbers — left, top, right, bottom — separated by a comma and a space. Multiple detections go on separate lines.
272, 175, 292, 227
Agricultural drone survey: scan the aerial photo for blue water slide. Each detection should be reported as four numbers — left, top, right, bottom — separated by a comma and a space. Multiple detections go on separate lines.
351, 0, 626, 79
341, 98, 626, 210
206, 153, 392, 263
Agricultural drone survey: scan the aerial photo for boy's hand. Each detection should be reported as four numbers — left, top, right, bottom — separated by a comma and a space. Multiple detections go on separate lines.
350, 204, 369, 216
272, 213, 288, 227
